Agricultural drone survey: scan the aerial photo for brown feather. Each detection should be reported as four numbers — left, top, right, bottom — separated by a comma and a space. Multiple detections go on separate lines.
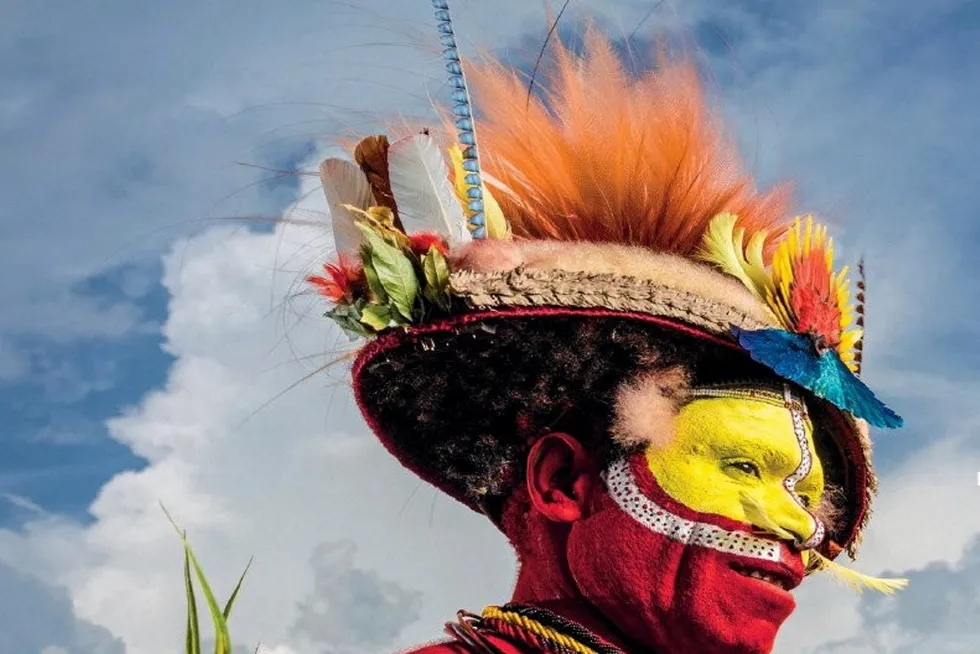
354, 135, 402, 230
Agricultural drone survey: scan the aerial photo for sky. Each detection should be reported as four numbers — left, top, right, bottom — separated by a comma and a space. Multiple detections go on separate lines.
0, 0, 978, 652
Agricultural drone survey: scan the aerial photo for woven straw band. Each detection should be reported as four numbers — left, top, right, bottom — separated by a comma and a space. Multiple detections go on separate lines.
450, 268, 771, 336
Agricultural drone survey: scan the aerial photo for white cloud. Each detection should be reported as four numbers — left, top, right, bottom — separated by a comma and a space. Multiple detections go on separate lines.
808, 535, 980, 653
0, 558, 124, 654
289, 540, 424, 653
1, 170, 515, 654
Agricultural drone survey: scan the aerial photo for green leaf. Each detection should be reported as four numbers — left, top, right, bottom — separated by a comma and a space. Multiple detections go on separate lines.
326, 303, 371, 339
360, 255, 388, 304
359, 304, 392, 331
222, 557, 253, 621
366, 205, 396, 229
163, 507, 232, 654
184, 536, 201, 654
350, 209, 410, 251
423, 246, 450, 289
356, 224, 419, 321
422, 246, 451, 311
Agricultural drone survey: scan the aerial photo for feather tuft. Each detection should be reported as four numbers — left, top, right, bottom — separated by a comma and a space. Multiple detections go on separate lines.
387, 133, 471, 245
698, 213, 772, 303
318, 159, 376, 254
766, 216, 862, 371
734, 328, 903, 428
455, 25, 791, 254
805, 550, 908, 595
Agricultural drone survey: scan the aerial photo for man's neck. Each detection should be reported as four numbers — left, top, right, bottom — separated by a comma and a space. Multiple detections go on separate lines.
510, 560, 637, 651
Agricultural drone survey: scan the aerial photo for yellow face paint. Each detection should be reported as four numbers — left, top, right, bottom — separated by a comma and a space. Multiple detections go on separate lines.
644, 394, 825, 545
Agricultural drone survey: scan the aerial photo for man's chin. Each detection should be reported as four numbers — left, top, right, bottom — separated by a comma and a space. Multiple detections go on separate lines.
677, 568, 797, 654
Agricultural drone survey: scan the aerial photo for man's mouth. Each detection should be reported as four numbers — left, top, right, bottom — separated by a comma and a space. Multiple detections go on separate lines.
730, 562, 797, 591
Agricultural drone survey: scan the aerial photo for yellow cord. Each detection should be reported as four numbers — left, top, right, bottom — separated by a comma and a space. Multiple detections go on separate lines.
482, 606, 600, 654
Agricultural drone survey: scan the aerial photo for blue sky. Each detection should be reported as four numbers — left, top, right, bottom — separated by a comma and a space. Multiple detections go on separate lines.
0, 1, 977, 653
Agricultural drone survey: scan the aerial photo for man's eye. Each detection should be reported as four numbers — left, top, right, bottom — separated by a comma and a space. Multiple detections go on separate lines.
727, 461, 761, 478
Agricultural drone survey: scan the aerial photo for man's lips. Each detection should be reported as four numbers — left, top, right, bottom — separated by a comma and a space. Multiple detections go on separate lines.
729, 559, 804, 592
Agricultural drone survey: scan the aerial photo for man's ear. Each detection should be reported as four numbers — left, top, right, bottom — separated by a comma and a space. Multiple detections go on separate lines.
526, 433, 597, 523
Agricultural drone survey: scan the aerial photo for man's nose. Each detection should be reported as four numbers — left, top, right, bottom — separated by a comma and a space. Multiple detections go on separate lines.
767, 491, 824, 549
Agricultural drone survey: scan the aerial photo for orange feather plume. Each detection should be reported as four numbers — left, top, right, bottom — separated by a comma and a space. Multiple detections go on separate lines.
458, 25, 792, 256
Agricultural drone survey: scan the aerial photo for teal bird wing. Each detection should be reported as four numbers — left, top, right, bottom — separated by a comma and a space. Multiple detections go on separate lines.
733, 328, 903, 429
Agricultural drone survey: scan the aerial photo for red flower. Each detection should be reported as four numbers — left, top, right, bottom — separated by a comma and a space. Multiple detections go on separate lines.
308, 253, 364, 303
407, 232, 448, 256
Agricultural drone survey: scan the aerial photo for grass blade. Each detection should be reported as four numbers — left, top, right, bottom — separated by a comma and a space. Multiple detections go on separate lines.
162, 505, 232, 654
222, 556, 254, 620
183, 536, 202, 654
185, 544, 232, 654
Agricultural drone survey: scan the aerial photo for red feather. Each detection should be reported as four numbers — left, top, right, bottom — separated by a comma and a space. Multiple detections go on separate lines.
788, 245, 842, 347
308, 254, 365, 303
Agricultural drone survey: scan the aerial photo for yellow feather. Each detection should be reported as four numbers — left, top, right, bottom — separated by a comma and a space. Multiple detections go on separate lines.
741, 495, 906, 596
839, 328, 862, 371
808, 550, 908, 595
745, 230, 771, 289
698, 213, 772, 302
448, 145, 511, 239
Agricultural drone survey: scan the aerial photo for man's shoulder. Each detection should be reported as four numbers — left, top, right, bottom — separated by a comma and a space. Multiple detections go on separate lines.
399, 633, 527, 653
399, 643, 469, 654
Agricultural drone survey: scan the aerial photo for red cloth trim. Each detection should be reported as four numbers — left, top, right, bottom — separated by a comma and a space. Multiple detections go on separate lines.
824, 408, 868, 550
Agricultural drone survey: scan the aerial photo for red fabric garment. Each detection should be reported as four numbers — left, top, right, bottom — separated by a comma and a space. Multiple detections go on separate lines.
401, 633, 530, 653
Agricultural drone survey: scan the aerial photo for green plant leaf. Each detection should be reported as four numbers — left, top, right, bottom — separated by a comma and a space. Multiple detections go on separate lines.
326, 303, 371, 339
347, 207, 410, 251
423, 246, 450, 289
184, 535, 201, 654
222, 557, 253, 621
356, 224, 418, 321
163, 507, 232, 654
422, 246, 451, 311
359, 304, 392, 331
360, 255, 388, 304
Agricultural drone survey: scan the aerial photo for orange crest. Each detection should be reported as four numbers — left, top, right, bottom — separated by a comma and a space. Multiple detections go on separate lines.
459, 26, 791, 255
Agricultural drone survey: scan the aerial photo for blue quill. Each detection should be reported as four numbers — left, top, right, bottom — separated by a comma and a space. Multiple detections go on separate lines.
431, 0, 486, 238
733, 327, 903, 429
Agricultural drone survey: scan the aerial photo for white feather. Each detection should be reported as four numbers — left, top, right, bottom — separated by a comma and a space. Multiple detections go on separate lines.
319, 158, 375, 254
387, 134, 471, 244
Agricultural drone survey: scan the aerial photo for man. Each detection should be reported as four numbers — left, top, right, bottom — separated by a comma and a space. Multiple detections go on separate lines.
310, 6, 905, 653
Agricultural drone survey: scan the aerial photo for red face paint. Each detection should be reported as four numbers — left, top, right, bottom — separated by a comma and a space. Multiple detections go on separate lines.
566, 455, 804, 654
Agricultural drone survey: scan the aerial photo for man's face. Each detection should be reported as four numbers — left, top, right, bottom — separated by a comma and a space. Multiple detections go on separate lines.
566, 393, 826, 654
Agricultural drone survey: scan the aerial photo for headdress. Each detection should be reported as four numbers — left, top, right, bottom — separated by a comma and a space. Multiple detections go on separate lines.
309, 1, 902, 574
